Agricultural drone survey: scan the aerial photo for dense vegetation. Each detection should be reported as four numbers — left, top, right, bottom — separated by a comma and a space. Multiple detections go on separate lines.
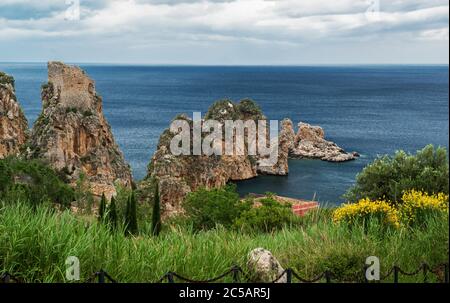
0, 157, 74, 207
0, 202, 447, 283
183, 185, 303, 232
0, 145, 448, 283
345, 145, 449, 204
0, 71, 15, 87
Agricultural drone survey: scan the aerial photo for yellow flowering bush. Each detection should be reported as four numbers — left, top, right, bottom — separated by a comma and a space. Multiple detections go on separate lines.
399, 190, 448, 226
333, 198, 400, 229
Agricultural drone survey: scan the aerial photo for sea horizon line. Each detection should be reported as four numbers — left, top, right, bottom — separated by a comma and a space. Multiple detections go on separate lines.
0, 62, 448, 68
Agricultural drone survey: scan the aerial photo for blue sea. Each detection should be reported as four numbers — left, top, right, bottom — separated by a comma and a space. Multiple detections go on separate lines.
0, 64, 448, 205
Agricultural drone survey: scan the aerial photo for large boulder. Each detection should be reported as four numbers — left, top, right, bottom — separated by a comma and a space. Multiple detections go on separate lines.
29, 62, 132, 198
247, 248, 286, 283
0, 71, 29, 158
290, 122, 358, 162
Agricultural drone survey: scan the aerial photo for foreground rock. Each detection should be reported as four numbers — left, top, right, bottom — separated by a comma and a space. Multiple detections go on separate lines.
247, 248, 286, 283
0, 72, 29, 158
142, 99, 290, 217
29, 62, 132, 197
290, 122, 359, 162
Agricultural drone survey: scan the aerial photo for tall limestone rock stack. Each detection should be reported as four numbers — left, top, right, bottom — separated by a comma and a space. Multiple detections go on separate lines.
0, 72, 29, 158
143, 99, 293, 218
257, 118, 295, 175
29, 62, 132, 197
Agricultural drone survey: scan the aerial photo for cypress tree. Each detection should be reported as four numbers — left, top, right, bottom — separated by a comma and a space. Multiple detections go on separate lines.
124, 194, 130, 229
108, 196, 118, 230
151, 182, 162, 236
98, 193, 107, 222
125, 192, 138, 235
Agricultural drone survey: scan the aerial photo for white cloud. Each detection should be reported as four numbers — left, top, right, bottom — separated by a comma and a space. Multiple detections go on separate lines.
0, 0, 448, 63
419, 27, 449, 40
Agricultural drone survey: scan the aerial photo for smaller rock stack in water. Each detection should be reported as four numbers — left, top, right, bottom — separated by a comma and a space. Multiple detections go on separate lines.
290, 122, 359, 162
0, 72, 29, 158
29, 62, 133, 197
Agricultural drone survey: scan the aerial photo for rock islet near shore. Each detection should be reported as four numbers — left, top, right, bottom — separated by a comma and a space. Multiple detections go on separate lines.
289, 122, 359, 162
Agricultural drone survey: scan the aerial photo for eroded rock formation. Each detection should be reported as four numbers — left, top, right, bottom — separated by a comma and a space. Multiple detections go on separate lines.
0, 72, 29, 158
29, 62, 132, 198
290, 122, 359, 162
143, 99, 290, 217
258, 118, 295, 175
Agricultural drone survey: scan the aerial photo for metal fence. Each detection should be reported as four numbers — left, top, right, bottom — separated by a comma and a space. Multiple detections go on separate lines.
1, 263, 448, 284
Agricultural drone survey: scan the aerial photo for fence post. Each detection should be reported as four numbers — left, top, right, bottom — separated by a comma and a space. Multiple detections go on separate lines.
445, 264, 449, 284
286, 269, 292, 283
232, 266, 240, 283
167, 272, 175, 283
393, 266, 399, 283
97, 270, 106, 283
363, 265, 368, 283
422, 263, 428, 283
325, 270, 332, 283
1, 273, 11, 283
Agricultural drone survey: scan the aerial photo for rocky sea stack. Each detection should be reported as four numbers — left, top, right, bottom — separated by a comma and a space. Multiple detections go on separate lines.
290, 122, 359, 162
0, 72, 29, 158
142, 99, 293, 217
29, 62, 133, 197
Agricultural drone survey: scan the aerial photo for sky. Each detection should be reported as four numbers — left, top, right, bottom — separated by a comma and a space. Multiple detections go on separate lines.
0, 0, 448, 65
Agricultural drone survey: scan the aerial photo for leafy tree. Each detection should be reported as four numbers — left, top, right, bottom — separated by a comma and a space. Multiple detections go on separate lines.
183, 184, 250, 231
98, 193, 107, 222
124, 192, 138, 235
344, 145, 449, 205
151, 182, 162, 236
108, 196, 118, 230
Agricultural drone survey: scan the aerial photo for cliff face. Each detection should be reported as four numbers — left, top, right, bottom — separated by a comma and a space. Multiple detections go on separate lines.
290, 122, 359, 162
0, 72, 29, 158
29, 62, 132, 198
258, 118, 295, 176
144, 99, 290, 217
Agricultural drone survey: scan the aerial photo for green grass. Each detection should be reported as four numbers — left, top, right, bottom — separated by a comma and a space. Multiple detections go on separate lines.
0, 202, 448, 283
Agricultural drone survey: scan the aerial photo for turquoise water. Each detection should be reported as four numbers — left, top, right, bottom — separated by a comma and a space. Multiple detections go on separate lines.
0, 64, 448, 204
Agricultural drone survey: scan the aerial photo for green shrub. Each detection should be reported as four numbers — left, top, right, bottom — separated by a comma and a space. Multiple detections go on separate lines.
0, 157, 74, 207
82, 110, 93, 117
233, 195, 299, 233
65, 107, 78, 114
204, 99, 239, 121
344, 145, 449, 205
0, 71, 14, 88
318, 247, 369, 282
183, 184, 250, 231
73, 172, 94, 214
237, 98, 264, 119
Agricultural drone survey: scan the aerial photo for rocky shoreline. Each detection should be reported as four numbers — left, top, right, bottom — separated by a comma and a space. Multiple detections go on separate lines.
1, 61, 358, 217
